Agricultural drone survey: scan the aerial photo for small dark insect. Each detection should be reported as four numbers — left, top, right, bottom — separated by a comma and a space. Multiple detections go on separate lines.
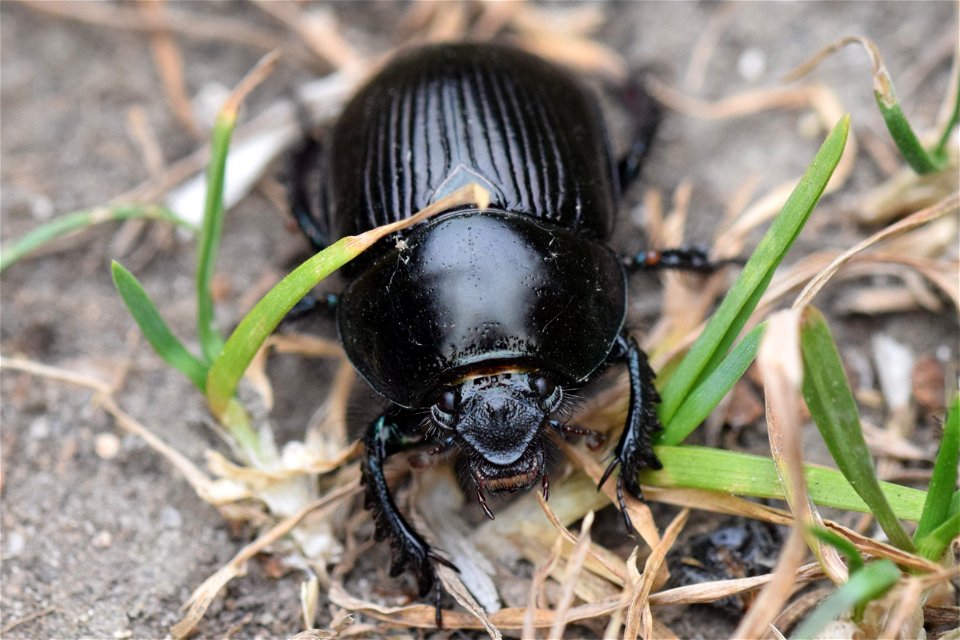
667, 518, 784, 616
289, 43, 722, 625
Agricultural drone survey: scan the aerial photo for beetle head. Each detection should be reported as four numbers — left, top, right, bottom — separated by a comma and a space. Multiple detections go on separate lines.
430, 370, 562, 499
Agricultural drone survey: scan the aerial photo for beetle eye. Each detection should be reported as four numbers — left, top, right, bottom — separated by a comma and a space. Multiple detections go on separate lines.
438, 389, 457, 413
532, 376, 555, 399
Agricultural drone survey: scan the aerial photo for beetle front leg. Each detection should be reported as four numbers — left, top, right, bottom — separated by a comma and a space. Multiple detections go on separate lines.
598, 333, 663, 533
361, 412, 456, 627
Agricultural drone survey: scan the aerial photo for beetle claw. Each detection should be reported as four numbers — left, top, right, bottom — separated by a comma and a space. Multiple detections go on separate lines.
476, 484, 495, 520
616, 474, 636, 535
597, 457, 619, 492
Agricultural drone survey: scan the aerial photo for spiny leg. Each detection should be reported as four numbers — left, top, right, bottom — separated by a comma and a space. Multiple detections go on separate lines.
361, 412, 456, 627
623, 246, 743, 273
598, 333, 663, 534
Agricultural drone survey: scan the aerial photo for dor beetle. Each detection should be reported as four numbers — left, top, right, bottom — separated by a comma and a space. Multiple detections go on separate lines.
289, 42, 719, 623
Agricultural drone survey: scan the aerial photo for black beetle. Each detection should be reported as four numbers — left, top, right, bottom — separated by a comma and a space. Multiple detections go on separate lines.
289, 43, 719, 624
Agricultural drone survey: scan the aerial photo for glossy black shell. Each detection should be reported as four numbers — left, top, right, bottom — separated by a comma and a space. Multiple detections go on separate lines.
317, 44, 628, 407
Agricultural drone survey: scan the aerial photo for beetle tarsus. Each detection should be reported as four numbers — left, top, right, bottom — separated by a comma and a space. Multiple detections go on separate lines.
433, 580, 444, 628
550, 419, 607, 450
625, 246, 744, 273
541, 473, 550, 501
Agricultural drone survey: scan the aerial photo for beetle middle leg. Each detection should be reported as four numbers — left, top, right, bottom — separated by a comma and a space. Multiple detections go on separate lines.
613, 78, 663, 192
361, 411, 456, 627
598, 333, 663, 534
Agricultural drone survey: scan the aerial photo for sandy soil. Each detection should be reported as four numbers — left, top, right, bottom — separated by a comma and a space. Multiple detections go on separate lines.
2, 2, 956, 638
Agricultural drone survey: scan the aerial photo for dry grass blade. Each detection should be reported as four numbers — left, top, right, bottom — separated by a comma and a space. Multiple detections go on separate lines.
171, 480, 359, 639
438, 564, 502, 640
535, 492, 627, 583
221, 49, 281, 121
512, 32, 627, 81
205, 441, 360, 483
879, 578, 926, 639
683, 2, 738, 92
561, 443, 662, 549
328, 581, 625, 630
0, 607, 59, 635
648, 79, 857, 248
547, 511, 595, 640
644, 484, 936, 574
523, 536, 564, 639
245, 334, 346, 411
249, 1, 361, 70
18, 0, 300, 58
823, 522, 941, 574
733, 310, 810, 637
305, 359, 355, 451
793, 191, 960, 309
604, 546, 640, 639
136, 0, 200, 138
785, 36, 885, 84
624, 509, 689, 640
648, 562, 826, 606
763, 309, 848, 585
0, 356, 218, 501
267, 333, 344, 358
764, 586, 834, 639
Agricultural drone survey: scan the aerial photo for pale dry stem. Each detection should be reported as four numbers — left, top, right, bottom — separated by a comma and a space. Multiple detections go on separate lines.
171, 480, 360, 639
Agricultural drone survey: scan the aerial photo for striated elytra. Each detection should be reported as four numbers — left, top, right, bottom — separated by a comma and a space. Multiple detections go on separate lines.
289, 42, 719, 626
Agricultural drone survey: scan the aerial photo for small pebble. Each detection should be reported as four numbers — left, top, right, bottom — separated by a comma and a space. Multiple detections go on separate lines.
29, 193, 55, 220
6, 531, 26, 558
94, 433, 121, 460
29, 416, 50, 439
159, 506, 183, 530
92, 530, 113, 549
737, 47, 766, 82
113, 629, 132, 639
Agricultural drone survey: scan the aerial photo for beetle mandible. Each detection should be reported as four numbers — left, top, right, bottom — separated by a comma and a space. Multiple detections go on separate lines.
289, 43, 720, 624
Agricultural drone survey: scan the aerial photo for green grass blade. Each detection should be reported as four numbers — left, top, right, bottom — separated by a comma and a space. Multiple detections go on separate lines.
195, 116, 233, 364
660, 322, 766, 445
1, 204, 194, 274
787, 37, 949, 175
933, 69, 959, 162
810, 527, 865, 574
111, 261, 208, 390
643, 446, 927, 521
877, 95, 940, 174
810, 526, 869, 619
658, 115, 850, 427
799, 307, 915, 552
915, 511, 960, 562
194, 52, 280, 365
205, 183, 489, 420
913, 396, 960, 541
205, 238, 355, 418
790, 560, 900, 639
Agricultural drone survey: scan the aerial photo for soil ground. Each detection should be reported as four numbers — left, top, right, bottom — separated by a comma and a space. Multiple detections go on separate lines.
2, 2, 957, 639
